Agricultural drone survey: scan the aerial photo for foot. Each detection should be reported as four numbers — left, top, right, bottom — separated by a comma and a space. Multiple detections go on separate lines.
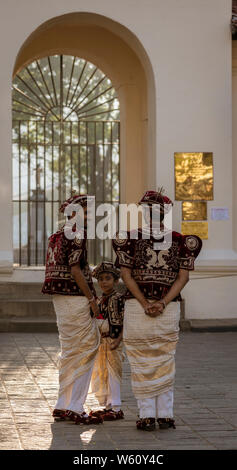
90, 409, 124, 420
136, 417, 156, 431
89, 408, 107, 417
52, 409, 66, 421
74, 411, 103, 425
103, 409, 124, 421
65, 409, 102, 424
64, 410, 77, 422
157, 418, 176, 429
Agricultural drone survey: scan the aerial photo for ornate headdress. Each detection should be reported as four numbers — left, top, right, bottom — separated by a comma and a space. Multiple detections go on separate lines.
59, 190, 90, 214
92, 262, 120, 280
138, 187, 173, 208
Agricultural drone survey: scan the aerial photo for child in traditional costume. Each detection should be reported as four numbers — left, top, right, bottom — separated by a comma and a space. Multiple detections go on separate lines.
88, 262, 125, 420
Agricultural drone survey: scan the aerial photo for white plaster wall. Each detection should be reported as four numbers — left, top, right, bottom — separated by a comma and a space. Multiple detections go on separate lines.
183, 271, 237, 319
155, 0, 234, 261
0, 0, 236, 318
232, 41, 237, 253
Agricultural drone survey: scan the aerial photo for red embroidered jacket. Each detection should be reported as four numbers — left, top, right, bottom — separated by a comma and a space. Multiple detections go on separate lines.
96, 290, 124, 338
42, 225, 95, 296
112, 228, 202, 301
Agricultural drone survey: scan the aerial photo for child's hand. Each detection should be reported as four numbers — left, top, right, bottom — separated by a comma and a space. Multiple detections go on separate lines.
110, 333, 122, 350
90, 299, 100, 318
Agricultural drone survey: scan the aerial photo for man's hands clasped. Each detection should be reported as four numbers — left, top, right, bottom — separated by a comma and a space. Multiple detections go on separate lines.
144, 300, 166, 317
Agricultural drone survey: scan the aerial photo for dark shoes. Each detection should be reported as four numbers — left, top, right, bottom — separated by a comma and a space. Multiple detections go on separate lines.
73, 411, 103, 425
53, 409, 103, 424
157, 418, 176, 429
90, 408, 124, 421
136, 417, 176, 431
136, 417, 156, 431
53, 408, 175, 429
52, 409, 66, 421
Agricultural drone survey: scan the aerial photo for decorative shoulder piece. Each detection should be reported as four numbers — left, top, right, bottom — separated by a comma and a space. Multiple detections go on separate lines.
112, 230, 136, 269
184, 235, 200, 251
179, 234, 202, 270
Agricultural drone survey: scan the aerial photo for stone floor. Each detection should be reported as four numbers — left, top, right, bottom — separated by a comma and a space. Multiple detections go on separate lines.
0, 331, 237, 450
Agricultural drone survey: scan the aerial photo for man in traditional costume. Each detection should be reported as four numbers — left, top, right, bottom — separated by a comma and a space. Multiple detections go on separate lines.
42, 194, 102, 425
112, 190, 202, 431
88, 262, 124, 421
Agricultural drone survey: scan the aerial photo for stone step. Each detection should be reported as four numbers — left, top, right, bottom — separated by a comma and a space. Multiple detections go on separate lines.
0, 280, 126, 318
0, 316, 57, 333
188, 319, 237, 332
0, 300, 55, 318
0, 282, 45, 300
0, 280, 127, 300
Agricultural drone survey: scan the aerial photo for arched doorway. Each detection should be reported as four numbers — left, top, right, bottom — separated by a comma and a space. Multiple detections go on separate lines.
12, 55, 120, 265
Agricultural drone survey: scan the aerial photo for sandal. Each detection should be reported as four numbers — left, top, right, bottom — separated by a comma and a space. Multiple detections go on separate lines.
64, 410, 100, 424
74, 411, 103, 425
102, 409, 124, 421
89, 409, 107, 417
52, 409, 66, 421
90, 409, 124, 421
64, 410, 77, 422
136, 417, 156, 431
157, 418, 176, 429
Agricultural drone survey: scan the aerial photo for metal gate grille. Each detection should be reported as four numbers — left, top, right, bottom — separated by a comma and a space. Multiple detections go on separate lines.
12, 56, 120, 266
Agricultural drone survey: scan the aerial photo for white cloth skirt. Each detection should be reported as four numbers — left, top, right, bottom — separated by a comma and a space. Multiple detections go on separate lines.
123, 298, 180, 399
53, 295, 100, 400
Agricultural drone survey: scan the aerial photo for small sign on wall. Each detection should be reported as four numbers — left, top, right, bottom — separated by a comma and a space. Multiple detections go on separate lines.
181, 221, 208, 239
211, 208, 229, 221
182, 201, 207, 221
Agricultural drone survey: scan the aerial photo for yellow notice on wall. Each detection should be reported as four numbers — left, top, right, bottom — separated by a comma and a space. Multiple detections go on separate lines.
175, 152, 213, 201
181, 221, 208, 239
182, 201, 207, 221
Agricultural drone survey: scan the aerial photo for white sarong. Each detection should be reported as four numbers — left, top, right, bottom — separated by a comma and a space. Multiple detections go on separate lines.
123, 298, 180, 400
53, 295, 100, 411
